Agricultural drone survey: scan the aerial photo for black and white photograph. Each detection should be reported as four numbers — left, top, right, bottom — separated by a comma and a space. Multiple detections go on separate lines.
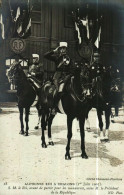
0, 0, 124, 194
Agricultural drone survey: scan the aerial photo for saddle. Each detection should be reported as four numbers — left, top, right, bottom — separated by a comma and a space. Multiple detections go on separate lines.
54, 75, 71, 106
27, 76, 42, 88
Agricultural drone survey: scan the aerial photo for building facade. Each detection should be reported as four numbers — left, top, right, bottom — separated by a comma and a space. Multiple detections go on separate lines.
0, 0, 124, 101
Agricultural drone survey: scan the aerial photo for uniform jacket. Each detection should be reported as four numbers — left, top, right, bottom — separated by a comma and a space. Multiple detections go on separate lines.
44, 50, 71, 72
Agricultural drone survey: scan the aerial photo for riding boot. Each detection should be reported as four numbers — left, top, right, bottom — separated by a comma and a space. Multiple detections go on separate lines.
54, 92, 63, 107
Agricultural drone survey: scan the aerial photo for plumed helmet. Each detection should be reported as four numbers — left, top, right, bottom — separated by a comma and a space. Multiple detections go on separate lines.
59, 42, 68, 47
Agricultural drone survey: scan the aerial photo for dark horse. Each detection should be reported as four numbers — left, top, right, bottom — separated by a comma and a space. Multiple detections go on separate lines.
39, 65, 90, 160
8, 62, 36, 136
84, 65, 113, 142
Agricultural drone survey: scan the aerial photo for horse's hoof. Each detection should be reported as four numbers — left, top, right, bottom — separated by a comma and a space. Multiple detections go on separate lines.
25, 132, 28, 136
104, 138, 110, 142
111, 120, 115, 123
100, 138, 105, 141
42, 143, 47, 148
49, 141, 54, 146
19, 131, 24, 135
100, 139, 105, 143
65, 154, 71, 160
81, 153, 88, 159
86, 128, 91, 132
34, 126, 39, 130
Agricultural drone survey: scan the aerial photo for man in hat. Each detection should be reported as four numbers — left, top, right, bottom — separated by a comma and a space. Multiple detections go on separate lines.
90, 52, 103, 78
28, 53, 44, 84
44, 42, 71, 91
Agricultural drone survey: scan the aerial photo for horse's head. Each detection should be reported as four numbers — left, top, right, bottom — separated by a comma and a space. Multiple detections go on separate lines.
71, 61, 92, 99
75, 61, 92, 98
8, 61, 23, 83
91, 65, 113, 102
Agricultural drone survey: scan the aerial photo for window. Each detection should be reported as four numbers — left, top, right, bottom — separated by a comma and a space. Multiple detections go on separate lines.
6, 59, 28, 68
64, 1, 76, 28
32, 0, 41, 11
31, 0, 42, 23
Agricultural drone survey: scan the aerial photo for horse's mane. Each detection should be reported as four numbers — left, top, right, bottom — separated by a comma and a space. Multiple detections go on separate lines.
17, 65, 28, 80
63, 68, 86, 102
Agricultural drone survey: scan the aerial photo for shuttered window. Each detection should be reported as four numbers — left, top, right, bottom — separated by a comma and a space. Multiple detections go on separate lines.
31, 0, 42, 23
30, 0, 42, 37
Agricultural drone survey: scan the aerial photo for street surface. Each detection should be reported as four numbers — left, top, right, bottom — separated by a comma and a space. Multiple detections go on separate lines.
0, 103, 124, 195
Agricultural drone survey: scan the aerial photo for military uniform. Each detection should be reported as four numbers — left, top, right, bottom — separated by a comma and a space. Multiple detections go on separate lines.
29, 63, 44, 82
28, 54, 44, 85
44, 42, 71, 90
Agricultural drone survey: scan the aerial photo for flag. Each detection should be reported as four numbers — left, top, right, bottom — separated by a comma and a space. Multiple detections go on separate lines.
75, 22, 81, 44
81, 16, 89, 39
86, 16, 89, 39
0, 14, 5, 39
17, 23, 22, 34
25, 18, 31, 33
20, 10, 31, 38
14, 7, 20, 22
94, 27, 101, 48
8, 0, 31, 38
18, 0, 31, 39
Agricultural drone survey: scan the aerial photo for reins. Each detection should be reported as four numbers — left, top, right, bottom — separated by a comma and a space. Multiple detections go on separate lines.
70, 77, 86, 103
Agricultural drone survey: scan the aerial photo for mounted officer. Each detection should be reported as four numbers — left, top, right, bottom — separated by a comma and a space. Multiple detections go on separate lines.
44, 42, 71, 92
7, 59, 19, 90
90, 52, 104, 96
28, 54, 44, 87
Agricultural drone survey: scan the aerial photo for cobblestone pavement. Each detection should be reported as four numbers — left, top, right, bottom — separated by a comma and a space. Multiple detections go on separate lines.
0, 103, 124, 195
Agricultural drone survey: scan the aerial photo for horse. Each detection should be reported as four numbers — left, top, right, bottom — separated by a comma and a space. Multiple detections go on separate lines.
110, 73, 122, 118
92, 70, 111, 141
38, 64, 90, 160
83, 64, 114, 142
7, 61, 39, 136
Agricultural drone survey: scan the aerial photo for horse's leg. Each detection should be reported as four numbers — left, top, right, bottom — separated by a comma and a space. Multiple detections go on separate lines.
65, 116, 73, 160
85, 106, 92, 131
104, 105, 111, 141
115, 106, 119, 116
25, 107, 30, 136
79, 117, 88, 159
85, 118, 91, 131
18, 106, 24, 134
48, 113, 55, 146
41, 113, 47, 148
97, 109, 104, 140
35, 116, 41, 129
35, 104, 41, 129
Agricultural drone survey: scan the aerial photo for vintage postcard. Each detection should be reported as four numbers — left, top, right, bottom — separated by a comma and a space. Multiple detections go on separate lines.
0, 0, 124, 194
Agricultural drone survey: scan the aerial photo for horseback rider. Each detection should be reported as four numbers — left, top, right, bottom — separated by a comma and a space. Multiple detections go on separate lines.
79, 52, 101, 97
27, 54, 44, 87
87, 52, 103, 97
44, 42, 71, 91
7, 59, 19, 90
90, 52, 103, 79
